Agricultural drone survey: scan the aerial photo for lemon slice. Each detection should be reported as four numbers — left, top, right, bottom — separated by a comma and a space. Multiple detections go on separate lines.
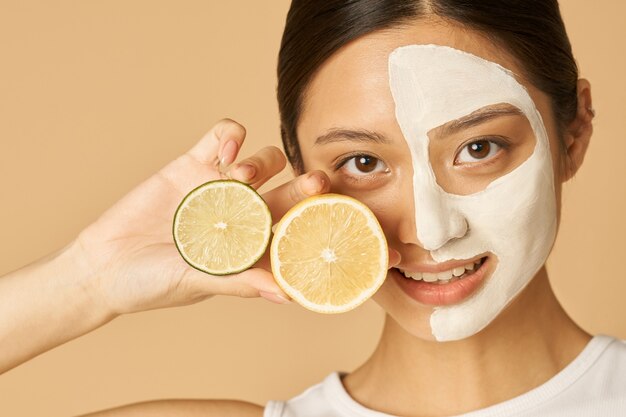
173, 180, 272, 275
270, 194, 388, 313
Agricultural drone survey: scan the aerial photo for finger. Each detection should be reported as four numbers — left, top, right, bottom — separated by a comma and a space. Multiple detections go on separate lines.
184, 266, 292, 304
233, 268, 292, 304
186, 118, 247, 166
388, 247, 401, 268
228, 146, 287, 188
262, 170, 331, 221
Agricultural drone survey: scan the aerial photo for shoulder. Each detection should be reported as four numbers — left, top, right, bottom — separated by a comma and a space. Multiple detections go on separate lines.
76, 399, 264, 417
568, 335, 626, 400
598, 337, 626, 381
271, 372, 342, 417
594, 335, 626, 363
556, 336, 626, 414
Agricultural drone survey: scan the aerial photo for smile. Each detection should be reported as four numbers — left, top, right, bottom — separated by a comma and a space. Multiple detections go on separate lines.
398, 257, 486, 285
392, 255, 491, 306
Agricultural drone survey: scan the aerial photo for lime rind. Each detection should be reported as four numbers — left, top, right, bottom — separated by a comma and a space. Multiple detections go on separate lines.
172, 179, 272, 276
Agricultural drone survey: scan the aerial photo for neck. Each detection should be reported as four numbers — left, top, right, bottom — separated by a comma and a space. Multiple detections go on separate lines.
343, 267, 591, 417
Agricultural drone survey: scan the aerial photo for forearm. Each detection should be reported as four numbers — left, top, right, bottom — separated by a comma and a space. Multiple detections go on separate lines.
0, 240, 117, 374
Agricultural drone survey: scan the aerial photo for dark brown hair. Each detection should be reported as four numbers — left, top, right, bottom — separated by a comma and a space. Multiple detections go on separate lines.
277, 0, 578, 173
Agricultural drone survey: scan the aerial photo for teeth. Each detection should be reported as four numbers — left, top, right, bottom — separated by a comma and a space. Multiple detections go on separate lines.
452, 267, 465, 277
399, 269, 423, 281
410, 272, 423, 281
436, 270, 454, 281
422, 272, 438, 282
398, 257, 485, 284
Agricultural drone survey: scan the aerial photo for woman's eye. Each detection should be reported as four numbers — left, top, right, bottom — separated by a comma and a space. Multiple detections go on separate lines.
455, 139, 502, 164
342, 155, 387, 175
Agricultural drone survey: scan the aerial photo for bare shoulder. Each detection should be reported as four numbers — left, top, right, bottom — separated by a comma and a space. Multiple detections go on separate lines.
76, 399, 265, 417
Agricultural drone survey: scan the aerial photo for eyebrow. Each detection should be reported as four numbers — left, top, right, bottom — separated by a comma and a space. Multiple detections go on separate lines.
314, 128, 391, 146
436, 104, 524, 137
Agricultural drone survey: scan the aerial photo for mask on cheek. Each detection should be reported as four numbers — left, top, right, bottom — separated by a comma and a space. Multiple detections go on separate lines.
388, 45, 557, 341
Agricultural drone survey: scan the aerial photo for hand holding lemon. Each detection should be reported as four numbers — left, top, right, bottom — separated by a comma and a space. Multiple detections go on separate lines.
174, 181, 389, 314
71, 119, 331, 315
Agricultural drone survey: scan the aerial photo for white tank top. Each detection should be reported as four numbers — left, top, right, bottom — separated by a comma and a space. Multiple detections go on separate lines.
264, 335, 626, 416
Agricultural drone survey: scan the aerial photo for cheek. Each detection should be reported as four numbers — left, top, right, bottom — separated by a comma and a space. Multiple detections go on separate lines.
334, 165, 417, 246
371, 277, 438, 341
531, 100, 565, 225
526, 88, 565, 182
297, 149, 417, 248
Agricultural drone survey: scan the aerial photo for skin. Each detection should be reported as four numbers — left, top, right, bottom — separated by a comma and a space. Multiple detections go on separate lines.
0, 16, 594, 417
296, 17, 594, 416
428, 102, 536, 195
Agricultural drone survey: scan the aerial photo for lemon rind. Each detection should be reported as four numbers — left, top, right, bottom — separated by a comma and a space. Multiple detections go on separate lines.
270, 194, 388, 314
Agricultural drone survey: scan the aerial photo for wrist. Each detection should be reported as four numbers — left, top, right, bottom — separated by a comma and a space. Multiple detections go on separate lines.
54, 238, 120, 323
0, 239, 119, 373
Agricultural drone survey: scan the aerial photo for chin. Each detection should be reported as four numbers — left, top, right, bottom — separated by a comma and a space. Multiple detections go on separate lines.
372, 283, 439, 342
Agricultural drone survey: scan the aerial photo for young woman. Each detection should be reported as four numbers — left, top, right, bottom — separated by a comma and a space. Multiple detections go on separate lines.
1, 1, 624, 416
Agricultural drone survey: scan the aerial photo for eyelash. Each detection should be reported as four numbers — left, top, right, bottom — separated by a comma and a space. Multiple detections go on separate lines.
333, 153, 389, 179
454, 136, 510, 166
331, 137, 509, 180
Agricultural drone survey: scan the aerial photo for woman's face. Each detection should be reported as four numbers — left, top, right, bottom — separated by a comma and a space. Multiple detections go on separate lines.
296, 19, 565, 342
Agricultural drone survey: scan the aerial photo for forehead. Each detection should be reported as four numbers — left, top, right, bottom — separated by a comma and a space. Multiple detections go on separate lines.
389, 44, 537, 132
298, 19, 540, 141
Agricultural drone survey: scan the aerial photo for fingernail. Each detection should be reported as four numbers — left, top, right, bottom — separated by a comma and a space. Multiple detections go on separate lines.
259, 290, 292, 304
235, 163, 256, 181
305, 173, 324, 194
220, 140, 238, 166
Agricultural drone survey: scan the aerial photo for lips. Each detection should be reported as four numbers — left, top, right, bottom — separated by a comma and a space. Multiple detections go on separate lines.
398, 257, 484, 284
392, 256, 490, 306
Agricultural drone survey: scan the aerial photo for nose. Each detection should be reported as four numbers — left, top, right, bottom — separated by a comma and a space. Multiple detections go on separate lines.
415, 189, 468, 251
398, 185, 468, 251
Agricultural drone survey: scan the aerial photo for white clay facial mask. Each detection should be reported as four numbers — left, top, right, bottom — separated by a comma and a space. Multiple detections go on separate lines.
388, 45, 557, 341
427, 103, 537, 195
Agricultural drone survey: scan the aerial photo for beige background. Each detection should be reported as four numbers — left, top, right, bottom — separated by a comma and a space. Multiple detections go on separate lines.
1, 1, 624, 416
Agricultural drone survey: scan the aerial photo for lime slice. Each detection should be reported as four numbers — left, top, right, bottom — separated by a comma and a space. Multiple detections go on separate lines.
270, 193, 388, 313
173, 180, 272, 275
